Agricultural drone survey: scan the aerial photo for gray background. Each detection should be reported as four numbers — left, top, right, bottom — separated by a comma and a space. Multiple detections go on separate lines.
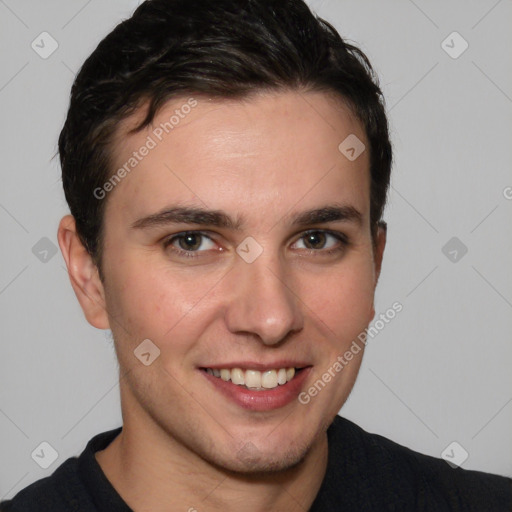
1, 0, 511, 499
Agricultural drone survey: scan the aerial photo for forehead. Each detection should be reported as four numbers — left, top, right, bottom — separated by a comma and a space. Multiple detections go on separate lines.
105, 90, 370, 228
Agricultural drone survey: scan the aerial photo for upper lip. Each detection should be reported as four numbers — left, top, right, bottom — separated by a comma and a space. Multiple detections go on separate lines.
200, 362, 311, 371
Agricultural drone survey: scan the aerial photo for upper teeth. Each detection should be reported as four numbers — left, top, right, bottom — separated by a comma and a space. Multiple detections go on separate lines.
205, 367, 296, 389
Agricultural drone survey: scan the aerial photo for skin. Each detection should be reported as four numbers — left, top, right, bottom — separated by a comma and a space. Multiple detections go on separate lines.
58, 90, 386, 511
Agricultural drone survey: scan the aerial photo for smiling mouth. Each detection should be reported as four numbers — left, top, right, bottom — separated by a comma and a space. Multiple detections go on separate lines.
201, 367, 306, 390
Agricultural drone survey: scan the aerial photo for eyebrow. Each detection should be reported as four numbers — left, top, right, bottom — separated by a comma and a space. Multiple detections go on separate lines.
131, 204, 363, 231
290, 204, 362, 227
131, 206, 244, 231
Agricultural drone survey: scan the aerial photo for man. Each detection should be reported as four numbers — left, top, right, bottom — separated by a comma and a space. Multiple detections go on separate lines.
2, 0, 510, 510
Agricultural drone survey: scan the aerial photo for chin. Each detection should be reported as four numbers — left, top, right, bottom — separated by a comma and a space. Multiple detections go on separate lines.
219, 445, 309, 475
203, 431, 316, 476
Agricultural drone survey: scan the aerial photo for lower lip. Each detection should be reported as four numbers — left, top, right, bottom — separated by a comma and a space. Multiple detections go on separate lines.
201, 367, 312, 411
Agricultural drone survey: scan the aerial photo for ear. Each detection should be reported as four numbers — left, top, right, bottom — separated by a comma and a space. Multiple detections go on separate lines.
368, 221, 387, 322
373, 221, 387, 285
57, 215, 110, 329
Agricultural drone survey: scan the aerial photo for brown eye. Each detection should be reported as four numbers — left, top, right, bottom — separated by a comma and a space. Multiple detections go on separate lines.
303, 231, 327, 249
163, 231, 217, 257
294, 230, 346, 250
177, 233, 203, 251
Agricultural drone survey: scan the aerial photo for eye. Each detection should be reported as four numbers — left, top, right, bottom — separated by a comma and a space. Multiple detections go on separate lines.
163, 231, 218, 257
292, 230, 348, 254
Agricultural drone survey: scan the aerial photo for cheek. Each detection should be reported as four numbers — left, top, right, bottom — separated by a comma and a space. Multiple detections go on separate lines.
302, 260, 376, 340
104, 258, 223, 344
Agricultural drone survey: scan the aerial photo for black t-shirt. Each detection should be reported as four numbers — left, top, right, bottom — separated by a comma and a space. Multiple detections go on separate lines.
1, 415, 510, 511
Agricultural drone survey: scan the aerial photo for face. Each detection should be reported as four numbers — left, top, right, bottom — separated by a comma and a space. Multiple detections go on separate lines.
69, 90, 385, 473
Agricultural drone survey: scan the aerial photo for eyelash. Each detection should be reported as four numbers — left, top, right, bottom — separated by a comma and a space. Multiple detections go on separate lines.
162, 230, 350, 259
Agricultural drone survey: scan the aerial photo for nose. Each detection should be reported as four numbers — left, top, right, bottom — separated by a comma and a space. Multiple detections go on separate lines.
224, 252, 303, 346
